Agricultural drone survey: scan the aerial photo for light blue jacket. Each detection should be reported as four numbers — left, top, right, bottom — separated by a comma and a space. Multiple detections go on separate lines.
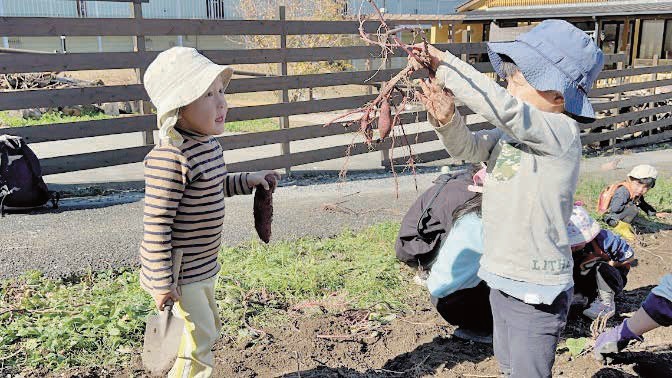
652, 274, 672, 302
427, 213, 484, 298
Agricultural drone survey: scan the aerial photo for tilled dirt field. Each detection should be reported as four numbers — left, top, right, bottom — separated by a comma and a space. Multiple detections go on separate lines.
206, 228, 672, 378
57, 228, 671, 378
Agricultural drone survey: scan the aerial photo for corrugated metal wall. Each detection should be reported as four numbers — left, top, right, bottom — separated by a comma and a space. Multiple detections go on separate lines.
0, 0, 130, 18
141, 0, 240, 19
0, 0, 248, 19
0, 0, 248, 52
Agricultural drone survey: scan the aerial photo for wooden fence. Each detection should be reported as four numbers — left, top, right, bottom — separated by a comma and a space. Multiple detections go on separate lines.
1, 1, 672, 176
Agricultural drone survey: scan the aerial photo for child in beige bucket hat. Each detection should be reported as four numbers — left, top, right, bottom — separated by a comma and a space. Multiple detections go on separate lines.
139, 47, 280, 377
144, 46, 234, 146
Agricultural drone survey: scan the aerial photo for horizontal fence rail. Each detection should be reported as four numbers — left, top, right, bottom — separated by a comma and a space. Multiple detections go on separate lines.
0, 18, 429, 37
0, 43, 490, 74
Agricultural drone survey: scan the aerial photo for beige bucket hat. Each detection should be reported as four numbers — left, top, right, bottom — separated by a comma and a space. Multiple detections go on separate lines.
628, 164, 658, 180
143, 47, 233, 146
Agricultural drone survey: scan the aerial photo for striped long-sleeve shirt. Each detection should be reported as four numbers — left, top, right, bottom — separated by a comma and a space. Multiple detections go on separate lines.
139, 128, 252, 294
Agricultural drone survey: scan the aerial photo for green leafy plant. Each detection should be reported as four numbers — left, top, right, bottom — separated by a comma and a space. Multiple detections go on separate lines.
565, 337, 590, 357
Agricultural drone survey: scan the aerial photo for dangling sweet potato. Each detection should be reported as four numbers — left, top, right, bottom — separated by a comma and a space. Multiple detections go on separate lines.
378, 100, 392, 139
253, 174, 277, 244
360, 112, 373, 144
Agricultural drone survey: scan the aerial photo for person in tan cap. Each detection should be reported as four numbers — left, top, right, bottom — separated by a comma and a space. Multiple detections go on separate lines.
138, 46, 280, 377
597, 164, 669, 242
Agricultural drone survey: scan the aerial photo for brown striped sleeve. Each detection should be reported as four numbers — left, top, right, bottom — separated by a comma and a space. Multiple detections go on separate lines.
222, 171, 253, 197
139, 146, 189, 294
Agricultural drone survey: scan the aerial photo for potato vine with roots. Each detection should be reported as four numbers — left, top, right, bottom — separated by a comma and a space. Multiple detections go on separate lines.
325, 0, 437, 192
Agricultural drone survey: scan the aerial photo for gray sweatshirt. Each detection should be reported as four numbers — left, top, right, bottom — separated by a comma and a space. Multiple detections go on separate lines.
428, 51, 582, 286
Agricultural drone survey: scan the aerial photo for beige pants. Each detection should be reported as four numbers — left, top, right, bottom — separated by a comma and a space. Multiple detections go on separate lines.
168, 276, 221, 378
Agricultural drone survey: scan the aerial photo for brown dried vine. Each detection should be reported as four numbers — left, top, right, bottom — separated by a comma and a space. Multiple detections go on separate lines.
325, 0, 435, 190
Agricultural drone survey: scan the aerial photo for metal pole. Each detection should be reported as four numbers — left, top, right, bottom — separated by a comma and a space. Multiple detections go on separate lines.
0, 0, 9, 48
94, 1, 103, 52
176, 0, 183, 46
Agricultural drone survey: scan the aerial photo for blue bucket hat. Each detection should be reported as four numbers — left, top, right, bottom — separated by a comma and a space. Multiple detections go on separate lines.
487, 19, 604, 120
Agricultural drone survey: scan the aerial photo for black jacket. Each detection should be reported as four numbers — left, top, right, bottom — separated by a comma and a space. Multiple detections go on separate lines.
395, 171, 477, 269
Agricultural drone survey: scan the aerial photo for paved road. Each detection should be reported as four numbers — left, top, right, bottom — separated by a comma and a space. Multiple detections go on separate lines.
1, 171, 438, 279
2, 149, 671, 280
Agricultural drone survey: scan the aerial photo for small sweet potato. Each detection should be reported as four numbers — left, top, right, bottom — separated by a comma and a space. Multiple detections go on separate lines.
360, 112, 373, 144
253, 174, 277, 243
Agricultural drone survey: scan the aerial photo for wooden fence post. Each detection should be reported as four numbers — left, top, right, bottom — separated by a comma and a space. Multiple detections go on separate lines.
131, 1, 153, 145
365, 57, 373, 95
610, 60, 624, 150
380, 35, 394, 169
461, 26, 469, 62
278, 6, 291, 176
649, 54, 660, 135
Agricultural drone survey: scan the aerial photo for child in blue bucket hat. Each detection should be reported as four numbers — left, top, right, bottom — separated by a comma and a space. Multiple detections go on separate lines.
412, 20, 604, 377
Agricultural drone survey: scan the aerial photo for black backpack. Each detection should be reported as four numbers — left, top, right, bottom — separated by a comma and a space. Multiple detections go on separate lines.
0, 135, 59, 216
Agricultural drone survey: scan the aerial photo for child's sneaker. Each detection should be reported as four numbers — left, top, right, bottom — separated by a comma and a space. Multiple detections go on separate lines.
583, 297, 616, 320
584, 273, 617, 320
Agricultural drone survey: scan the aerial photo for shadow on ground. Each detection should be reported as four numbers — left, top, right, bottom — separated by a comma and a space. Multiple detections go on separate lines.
279, 336, 493, 378
2, 192, 143, 215
634, 217, 672, 235
592, 351, 672, 378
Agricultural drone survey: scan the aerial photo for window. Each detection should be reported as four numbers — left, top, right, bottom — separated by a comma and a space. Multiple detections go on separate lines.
206, 0, 226, 19
620, 20, 636, 64
601, 23, 621, 55
664, 20, 672, 59
8, 37, 22, 49
76, 0, 87, 18
638, 20, 664, 59
499, 21, 518, 28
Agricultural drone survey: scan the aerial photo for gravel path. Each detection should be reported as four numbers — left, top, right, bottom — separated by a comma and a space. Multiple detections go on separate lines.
2, 149, 671, 280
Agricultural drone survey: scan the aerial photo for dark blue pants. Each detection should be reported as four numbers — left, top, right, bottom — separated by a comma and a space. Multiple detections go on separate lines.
490, 288, 572, 378
642, 292, 672, 327
574, 261, 628, 300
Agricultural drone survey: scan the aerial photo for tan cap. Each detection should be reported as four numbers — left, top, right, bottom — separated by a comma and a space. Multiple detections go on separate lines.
628, 164, 658, 180
143, 47, 233, 146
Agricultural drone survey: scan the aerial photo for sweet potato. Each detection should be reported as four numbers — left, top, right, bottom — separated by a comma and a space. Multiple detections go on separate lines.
378, 100, 392, 139
360, 112, 373, 144
253, 174, 277, 243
